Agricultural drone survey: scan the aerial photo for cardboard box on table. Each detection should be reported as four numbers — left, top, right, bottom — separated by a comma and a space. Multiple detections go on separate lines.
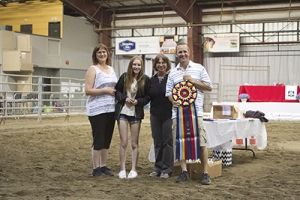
187, 160, 222, 180
213, 105, 238, 119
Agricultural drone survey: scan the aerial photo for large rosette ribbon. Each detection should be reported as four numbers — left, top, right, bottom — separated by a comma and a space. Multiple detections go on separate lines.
173, 81, 200, 161
172, 81, 197, 106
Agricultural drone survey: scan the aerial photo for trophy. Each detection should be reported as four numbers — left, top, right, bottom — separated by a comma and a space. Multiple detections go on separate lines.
131, 86, 137, 98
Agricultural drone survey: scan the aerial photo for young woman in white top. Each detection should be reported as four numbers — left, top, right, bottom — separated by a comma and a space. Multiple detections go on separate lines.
85, 43, 117, 177
115, 56, 150, 179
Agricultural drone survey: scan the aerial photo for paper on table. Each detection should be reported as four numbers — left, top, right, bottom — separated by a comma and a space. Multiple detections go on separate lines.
222, 105, 231, 116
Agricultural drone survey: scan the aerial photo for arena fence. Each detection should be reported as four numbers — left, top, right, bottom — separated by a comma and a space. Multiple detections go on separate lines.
0, 73, 218, 125
0, 73, 86, 124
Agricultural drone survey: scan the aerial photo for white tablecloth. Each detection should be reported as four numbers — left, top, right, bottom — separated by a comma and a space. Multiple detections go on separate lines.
211, 102, 300, 120
204, 118, 267, 150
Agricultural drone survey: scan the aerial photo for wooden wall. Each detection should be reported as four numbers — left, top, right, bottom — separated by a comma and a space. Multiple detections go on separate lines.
0, 0, 63, 37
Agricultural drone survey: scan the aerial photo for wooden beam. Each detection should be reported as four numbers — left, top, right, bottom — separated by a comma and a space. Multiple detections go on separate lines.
164, 0, 203, 64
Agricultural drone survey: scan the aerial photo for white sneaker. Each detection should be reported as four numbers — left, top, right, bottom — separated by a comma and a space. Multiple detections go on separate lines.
118, 170, 126, 179
149, 171, 158, 177
127, 170, 138, 179
160, 173, 170, 179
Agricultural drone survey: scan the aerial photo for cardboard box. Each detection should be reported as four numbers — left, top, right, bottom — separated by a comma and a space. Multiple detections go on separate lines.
187, 160, 222, 180
213, 105, 238, 119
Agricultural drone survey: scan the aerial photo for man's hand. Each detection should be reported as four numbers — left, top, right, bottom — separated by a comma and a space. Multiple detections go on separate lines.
172, 100, 180, 108
183, 74, 194, 84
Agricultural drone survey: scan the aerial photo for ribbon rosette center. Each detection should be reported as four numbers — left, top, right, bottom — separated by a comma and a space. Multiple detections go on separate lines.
172, 81, 197, 106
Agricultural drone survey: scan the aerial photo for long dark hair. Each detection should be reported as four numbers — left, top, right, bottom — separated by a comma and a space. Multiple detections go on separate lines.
92, 43, 111, 65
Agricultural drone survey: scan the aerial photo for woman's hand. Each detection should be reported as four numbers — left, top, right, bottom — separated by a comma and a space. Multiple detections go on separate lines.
132, 99, 138, 105
126, 97, 137, 105
106, 87, 116, 96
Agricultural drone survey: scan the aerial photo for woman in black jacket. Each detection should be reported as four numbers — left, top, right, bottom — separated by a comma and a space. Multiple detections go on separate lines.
115, 55, 150, 179
146, 54, 173, 179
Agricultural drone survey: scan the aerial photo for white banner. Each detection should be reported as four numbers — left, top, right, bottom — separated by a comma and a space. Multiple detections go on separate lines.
285, 85, 297, 100
203, 33, 240, 53
115, 37, 160, 55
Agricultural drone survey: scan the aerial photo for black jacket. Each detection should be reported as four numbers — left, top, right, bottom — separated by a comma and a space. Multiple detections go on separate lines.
145, 73, 172, 122
115, 72, 150, 120
243, 110, 269, 122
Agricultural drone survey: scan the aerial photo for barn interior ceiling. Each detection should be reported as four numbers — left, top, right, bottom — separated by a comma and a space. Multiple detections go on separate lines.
1, 0, 299, 31
63, 0, 300, 16
1, 0, 299, 17
60, 0, 300, 31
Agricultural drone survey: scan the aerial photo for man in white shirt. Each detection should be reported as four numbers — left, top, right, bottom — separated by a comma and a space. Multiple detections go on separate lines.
166, 43, 213, 185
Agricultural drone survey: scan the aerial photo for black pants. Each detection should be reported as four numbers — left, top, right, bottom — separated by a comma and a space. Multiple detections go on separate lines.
150, 114, 173, 174
88, 112, 115, 150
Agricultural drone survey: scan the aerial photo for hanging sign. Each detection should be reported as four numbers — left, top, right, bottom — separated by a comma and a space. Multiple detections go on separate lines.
115, 37, 160, 55
203, 33, 240, 53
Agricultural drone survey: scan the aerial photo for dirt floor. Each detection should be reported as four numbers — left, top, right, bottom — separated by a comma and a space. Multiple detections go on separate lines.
0, 111, 300, 200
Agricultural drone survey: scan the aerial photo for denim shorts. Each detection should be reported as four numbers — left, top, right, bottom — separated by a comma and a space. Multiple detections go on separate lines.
119, 114, 141, 123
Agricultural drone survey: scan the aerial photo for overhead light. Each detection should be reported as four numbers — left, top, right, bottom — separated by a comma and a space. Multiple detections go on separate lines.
162, 39, 177, 48
174, 35, 178, 42
159, 36, 165, 42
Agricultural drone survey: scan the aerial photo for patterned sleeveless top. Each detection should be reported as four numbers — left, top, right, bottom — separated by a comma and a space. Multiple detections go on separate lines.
86, 65, 117, 116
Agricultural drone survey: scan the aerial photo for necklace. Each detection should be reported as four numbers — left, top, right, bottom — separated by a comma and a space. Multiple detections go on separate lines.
158, 77, 164, 83
157, 73, 165, 83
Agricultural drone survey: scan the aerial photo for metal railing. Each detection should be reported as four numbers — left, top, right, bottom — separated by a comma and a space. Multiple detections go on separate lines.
0, 73, 86, 124
0, 73, 221, 125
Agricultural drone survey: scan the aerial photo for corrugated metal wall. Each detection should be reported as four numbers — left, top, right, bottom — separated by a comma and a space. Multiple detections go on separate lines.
111, 4, 300, 111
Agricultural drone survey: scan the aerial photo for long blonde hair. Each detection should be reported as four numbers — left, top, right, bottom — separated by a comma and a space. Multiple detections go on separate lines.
124, 56, 146, 95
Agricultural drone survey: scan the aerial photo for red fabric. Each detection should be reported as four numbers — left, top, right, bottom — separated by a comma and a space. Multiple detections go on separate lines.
238, 86, 300, 102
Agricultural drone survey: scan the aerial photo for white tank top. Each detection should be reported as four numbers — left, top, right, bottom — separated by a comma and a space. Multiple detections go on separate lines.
86, 65, 117, 116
